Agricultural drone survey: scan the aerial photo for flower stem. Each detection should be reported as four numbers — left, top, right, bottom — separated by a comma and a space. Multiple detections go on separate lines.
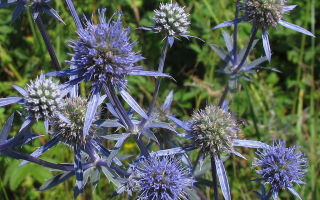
3, 149, 91, 171
211, 154, 220, 200
233, 0, 240, 65
34, 16, 64, 75
146, 38, 169, 116
65, 0, 83, 30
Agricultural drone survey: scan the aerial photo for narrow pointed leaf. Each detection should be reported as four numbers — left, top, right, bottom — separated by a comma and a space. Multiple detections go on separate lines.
83, 89, 100, 137
272, 191, 278, 200
231, 150, 246, 160
279, 20, 315, 37
10, 3, 25, 24
43, 8, 65, 24
166, 115, 191, 131
0, 97, 23, 107
222, 31, 233, 54
233, 139, 269, 149
288, 187, 302, 200
95, 119, 123, 128
128, 70, 172, 79
11, 85, 27, 96
141, 129, 159, 144
105, 103, 120, 118
214, 155, 231, 200
262, 30, 271, 62
284, 5, 297, 12
150, 146, 195, 157
107, 134, 130, 166
119, 89, 148, 119
74, 145, 84, 194
212, 17, 245, 30
19, 136, 60, 167
0, 113, 14, 142
168, 36, 174, 47
101, 166, 121, 187
57, 112, 70, 125
162, 90, 174, 111
209, 44, 231, 63
146, 122, 176, 133
38, 171, 74, 191
19, 118, 32, 132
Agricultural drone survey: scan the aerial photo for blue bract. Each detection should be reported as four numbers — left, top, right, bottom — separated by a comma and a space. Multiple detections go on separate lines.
130, 156, 195, 200
252, 141, 308, 199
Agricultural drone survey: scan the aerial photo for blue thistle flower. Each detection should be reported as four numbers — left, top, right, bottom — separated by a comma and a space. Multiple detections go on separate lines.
213, 0, 315, 61
130, 156, 195, 200
0, 0, 64, 23
252, 140, 308, 199
47, 8, 171, 137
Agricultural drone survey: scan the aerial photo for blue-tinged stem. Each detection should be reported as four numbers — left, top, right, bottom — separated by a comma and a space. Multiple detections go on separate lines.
3, 149, 92, 171
211, 153, 220, 200
146, 38, 169, 116
65, 0, 83, 30
232, 0, 240, 65
34, 16, 64, 76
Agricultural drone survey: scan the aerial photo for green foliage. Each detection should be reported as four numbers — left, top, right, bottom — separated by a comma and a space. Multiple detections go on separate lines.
0, 0, 319, 199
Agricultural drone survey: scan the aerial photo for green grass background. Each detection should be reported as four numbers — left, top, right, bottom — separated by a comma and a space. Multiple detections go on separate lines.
0, 0, 319, 199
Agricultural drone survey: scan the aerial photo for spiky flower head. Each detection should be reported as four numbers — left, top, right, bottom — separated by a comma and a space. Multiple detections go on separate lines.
69, 9, 144, 88
51, 97, 95, 145
130, 156, 195, 200
153, 2, 190, 36
252, 141, 308, 193
242, 0, 285, 29
191, 105, 238, 155
24, 75, 63, 121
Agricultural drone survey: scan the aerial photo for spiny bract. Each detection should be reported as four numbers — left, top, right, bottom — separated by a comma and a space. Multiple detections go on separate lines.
191, 105, 238, 155
153, 2, 190, 36
130, 156, 195, 200
242, 0, 285, 29
24, 76, 63, 121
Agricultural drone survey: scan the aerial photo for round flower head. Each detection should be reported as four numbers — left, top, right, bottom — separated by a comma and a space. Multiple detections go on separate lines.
130, 156, 194, 200
191, 105, 238, 155
69, 9, 144, 88
242, 0, 285, 29
153, 2, 190, 37
51, 97, 95, 145
252, 141, 308, 195
24, 75, 63, 121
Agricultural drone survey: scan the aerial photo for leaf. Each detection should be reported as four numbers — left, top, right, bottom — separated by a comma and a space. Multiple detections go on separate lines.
212, 17, 245, 30
95, 119, 123, 128
43, 7, 65, 24
222, 31, 233, 55
0, 97, 23, 107
262, 29, 271, 62
101, 166, 121, 187
146, 121, 176, 133
119, 88, 148, 119
107, 133, 130, 166
74, 145, 84, 194
209, 44, 230, 63
10, 3, 25, 24
0, 112, 14, 142
150, 146, 195, 157
166, 115, 191, 131
11, 84, 27, 96
83, 88, 100, 137
19, 136, 60, 167
129, 70, 172, 79
214, 155, 231, 200
233, 139, 269, 149
162, 90, 174, 111
279, 20, 315, 37
288, 187, 302, 200
39, 171, 74, 191
141, 129, 159, 144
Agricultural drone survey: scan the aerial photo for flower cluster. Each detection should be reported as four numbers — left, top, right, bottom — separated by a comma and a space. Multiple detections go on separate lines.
252, 141, 308, 195
153, 2, 190, 36
191, 105, 238, 155
69, 9, 144, 88
130, 156, 195, 200
242, 0, 285, 29
24, 76, 63, 121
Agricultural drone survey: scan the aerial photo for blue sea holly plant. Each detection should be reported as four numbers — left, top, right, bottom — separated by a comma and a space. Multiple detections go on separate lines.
252, 141, 308, 200
47, 9, 171, 136
213, 0, 315, 61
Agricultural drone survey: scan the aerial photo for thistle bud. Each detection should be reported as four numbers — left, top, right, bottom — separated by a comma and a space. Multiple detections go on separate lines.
191, 105, 238, 155
24, 76, 63, 121
153, 3, 190, 36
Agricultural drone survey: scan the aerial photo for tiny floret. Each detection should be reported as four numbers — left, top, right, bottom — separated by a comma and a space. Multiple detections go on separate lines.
191, 105, 238, 155
51, 97, 94, 145
242, 0, 285, 29
153, 2, 190, 36
130, 156, 195, 200
24, 76, 63, 121
252, 141, 308, 194
70, 9, 144, 88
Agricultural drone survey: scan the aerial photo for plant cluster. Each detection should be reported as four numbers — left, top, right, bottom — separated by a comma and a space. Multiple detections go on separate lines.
0, 0, 314, 199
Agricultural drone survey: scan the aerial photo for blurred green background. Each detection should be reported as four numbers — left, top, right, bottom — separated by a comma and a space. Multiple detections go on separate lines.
0, 0, 319, 199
